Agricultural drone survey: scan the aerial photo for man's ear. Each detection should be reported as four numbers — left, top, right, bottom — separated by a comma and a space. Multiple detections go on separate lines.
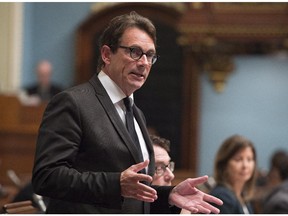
101, 45, 112, 65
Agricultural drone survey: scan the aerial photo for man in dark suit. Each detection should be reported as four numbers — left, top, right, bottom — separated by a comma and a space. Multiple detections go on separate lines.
25, 60, 62, 101
32, 11, 222, 213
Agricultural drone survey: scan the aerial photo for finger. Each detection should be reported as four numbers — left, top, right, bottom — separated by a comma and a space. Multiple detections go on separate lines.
197, 199, 221, 214
137, 181, 157, 196
130, 160, 149, 173
139, 189, 158, 199
184, 206, 198, 214
135, 190, 158, 202
201, 204, 220, 214
122, 185, 156, 201
203, 193, 223, 206
138, 183, 157, 197
208, 205, 220, 214
187, 175, 208, 186
135, 172, 153, 184
135, 194, 156, 202
131, 184, 157, 202
194, 204, 211, 214
124, 176, 156, 196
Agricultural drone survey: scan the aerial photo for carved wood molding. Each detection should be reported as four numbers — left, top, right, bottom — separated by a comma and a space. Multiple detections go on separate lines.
177, 2, 288, 92
178, 2, 288, 52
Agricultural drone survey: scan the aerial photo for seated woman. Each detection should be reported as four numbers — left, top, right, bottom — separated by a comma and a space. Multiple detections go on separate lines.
209, 134, 257, 214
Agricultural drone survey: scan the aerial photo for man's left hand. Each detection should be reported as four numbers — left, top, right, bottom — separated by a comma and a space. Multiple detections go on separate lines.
168, 175, 223, 214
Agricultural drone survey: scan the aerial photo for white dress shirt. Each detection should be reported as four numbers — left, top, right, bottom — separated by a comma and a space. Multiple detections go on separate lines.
98, 71, 149, 164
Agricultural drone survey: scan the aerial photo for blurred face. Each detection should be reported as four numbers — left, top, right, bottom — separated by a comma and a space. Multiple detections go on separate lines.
37, 61, 52, 88
101, 27, 155, 96
152, 145, 175, 186
227, 147, 255, 185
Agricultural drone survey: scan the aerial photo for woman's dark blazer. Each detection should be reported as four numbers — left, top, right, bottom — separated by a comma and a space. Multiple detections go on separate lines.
32, 73, 177, 213
209, 184, 254, 214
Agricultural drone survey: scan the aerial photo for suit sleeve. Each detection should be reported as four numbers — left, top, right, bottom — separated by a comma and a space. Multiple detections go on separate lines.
150, 186, 181, 214
32, 91, 123, 209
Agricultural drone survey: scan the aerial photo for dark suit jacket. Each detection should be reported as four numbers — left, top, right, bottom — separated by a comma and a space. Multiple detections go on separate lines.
209, 184, 254, 214
32, 74, 177, 213
262, 180, 288, 214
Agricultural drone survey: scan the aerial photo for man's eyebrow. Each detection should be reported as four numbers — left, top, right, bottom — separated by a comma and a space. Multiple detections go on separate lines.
129, 45, 156, 53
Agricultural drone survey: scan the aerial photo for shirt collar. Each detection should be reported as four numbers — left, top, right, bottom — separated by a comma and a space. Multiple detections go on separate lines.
98, 71, 134, 105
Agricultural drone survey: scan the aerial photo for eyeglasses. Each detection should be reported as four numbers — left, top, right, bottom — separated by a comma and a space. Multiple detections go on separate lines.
119, 45, 159, 65
154, 161, 175, 176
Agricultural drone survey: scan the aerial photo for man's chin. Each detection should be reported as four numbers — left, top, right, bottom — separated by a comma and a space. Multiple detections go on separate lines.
129, 82, 144, 92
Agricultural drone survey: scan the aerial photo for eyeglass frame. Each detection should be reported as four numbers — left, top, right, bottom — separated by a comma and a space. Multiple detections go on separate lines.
118, 45, 159, 65
154, 161, 175, 176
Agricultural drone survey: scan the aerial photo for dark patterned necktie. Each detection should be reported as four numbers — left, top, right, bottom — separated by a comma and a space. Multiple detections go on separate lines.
123, 97, 144, 161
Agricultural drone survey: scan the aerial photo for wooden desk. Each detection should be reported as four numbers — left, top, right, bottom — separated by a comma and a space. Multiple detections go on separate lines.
0, 94, 47, 186
0, 185, 19, 212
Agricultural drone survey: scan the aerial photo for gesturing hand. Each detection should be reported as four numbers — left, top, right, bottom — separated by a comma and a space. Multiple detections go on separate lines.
169, 175, 223, 214
120, 160, 157, 202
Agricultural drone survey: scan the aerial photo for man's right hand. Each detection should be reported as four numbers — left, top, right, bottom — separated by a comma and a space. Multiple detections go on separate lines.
120, 160, 157, 202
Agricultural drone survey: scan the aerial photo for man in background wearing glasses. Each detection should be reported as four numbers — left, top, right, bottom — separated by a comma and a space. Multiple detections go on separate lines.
150, 134, 191, 214
150, 135, 175, 186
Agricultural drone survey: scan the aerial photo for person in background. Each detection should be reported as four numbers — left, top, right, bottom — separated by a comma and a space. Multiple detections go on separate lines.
262, 153, 288, 213
24, 60, 63, 102
150, 135, 175, 186
150, 134, 191, 214
265, 149, 288, 188
32, 11, 222, 214
209, 134, 257, 214
252, 149, 288, 213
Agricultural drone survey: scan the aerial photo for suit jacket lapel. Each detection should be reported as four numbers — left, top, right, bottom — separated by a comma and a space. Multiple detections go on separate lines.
88, 74, 144, 164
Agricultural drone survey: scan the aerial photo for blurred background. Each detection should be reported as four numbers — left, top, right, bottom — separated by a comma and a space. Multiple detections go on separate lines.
1, 2, 288, 211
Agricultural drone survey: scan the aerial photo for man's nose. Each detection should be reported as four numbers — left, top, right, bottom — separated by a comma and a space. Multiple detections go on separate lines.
164, 168, 175, 181
138, 54, 150, 65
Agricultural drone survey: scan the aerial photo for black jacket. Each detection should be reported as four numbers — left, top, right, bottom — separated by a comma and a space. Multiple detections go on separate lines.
32, 74, 178, 213
209, 184, 254, 214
